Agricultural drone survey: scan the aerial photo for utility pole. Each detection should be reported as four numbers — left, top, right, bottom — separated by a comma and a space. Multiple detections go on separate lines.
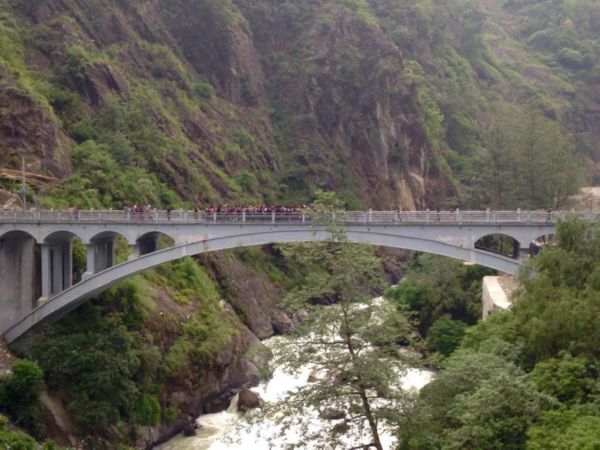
19, 154, 27, 211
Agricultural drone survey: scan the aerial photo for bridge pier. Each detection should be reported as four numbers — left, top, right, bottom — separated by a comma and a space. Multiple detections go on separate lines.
40, 239, 74, 303
0, 232, 38, 333
128, 244, 140, 261
82, 237, 116, 279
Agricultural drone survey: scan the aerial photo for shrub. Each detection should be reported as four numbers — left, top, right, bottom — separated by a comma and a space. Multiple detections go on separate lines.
428, 316, 467, 356
0, 360, 44, 425
193, 81, 215, 100
557, 47, 588, 69
135, 394, 161, 426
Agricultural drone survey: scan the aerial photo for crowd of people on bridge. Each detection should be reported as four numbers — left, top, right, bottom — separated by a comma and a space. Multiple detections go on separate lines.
121, 203, 309, 221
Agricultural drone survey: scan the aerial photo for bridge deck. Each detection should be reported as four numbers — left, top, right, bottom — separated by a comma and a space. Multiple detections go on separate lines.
0, 209, 594, 225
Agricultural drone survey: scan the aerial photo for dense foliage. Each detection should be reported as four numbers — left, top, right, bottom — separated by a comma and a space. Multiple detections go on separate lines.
0, 360, 43, 427
26, 263, 236, 445
385, 254, 495, 338
399, 219, 600, 449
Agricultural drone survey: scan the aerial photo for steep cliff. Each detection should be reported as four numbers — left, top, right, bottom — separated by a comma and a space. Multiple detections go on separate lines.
0, 0, 445, 209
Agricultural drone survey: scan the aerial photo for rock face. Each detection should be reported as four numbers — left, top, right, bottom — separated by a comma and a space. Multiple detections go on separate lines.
320, 408, 346, 421
0, 190, 22, 211
0, 0, 447, 207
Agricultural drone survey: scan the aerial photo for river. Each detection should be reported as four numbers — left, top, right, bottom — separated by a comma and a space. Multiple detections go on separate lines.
158, 300, 434, 450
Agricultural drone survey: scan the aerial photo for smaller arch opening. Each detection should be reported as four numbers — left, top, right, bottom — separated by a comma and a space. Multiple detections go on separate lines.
90, 231, 130, 265
475, 234, 521, 259
42, 231, 85, 292
0, 230, 36, 241
136, 232, 175, 256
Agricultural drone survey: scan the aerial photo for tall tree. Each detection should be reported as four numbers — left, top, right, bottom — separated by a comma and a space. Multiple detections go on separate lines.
255, 192, 414, 449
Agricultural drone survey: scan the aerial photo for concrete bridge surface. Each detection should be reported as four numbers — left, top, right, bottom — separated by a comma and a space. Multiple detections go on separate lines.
0, 209, 587, 346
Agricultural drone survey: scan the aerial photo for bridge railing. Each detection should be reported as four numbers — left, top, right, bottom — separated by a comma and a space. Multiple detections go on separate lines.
0, 209, 597, 225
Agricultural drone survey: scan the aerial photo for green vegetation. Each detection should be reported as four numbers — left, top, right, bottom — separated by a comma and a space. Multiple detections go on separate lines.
0, 360, 44, 427
399, 218, 600, 448
506, 0, 600, 78
385, 254, 495, 337
25, 256, 234, 445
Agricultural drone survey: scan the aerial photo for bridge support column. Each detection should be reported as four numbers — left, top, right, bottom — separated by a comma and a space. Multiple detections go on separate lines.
83, 237, 117, 279
128, 244, 140, 261
94, 238, 115, 272
0, 233, 39, 333
49, 239, 73, 295
82, 244, 95, 280
40, 244, 52, 301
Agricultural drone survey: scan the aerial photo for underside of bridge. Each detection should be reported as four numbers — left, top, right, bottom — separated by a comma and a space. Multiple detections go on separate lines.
1, 226, 531, 346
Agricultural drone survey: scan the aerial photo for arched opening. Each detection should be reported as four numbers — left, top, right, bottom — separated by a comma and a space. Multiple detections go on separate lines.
475, 234, 521, 259
90, 231, 130, 265
136, 232, 175, 256
44, 231, 84, 292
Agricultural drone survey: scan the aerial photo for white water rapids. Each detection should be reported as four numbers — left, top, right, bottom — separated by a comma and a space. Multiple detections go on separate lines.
158, 300, 434, 450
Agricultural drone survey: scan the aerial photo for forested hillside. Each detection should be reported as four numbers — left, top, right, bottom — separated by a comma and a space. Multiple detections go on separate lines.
1, 0, 593, 211
0, 0, 598, 448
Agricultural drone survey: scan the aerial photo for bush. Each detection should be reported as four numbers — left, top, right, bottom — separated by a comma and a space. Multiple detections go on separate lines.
557, 47, 588, 69
193, 81, 215, 100
0, 427, 36, 449
135, 394, 161, 426
427, 315, 467, 356
0, 360, 44, 425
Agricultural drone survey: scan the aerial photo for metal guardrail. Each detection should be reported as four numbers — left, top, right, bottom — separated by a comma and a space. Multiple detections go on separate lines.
0, 210, 596, 225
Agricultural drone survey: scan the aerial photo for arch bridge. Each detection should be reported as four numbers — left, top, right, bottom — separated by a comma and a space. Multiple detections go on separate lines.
0, 209, 579, 345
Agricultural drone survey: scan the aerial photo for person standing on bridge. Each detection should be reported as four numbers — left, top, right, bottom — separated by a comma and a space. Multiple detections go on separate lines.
546, 208, 553, 223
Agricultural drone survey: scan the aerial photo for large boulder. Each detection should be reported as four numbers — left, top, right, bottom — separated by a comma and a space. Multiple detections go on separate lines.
320, 408, 346, 421
237, 388, 262, 412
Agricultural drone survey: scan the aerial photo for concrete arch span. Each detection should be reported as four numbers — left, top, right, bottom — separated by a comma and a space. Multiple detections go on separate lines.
4, 228, 524, 345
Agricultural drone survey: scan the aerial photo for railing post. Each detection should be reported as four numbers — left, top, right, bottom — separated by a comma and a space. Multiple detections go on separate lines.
184, 211, 188, 223
242, 209, 246, 223
527, 210, 531, 223
302, 213, 306, 223
272, 211, 276, 224
369, 209, 373, 223
426, 209, 430, 224
213, 212, 217, 223
517, 208, 521, 222
456, 208, 461, 224
493, 210, 497, 223
127, 211, 131, 222
486, 208, 490, 222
